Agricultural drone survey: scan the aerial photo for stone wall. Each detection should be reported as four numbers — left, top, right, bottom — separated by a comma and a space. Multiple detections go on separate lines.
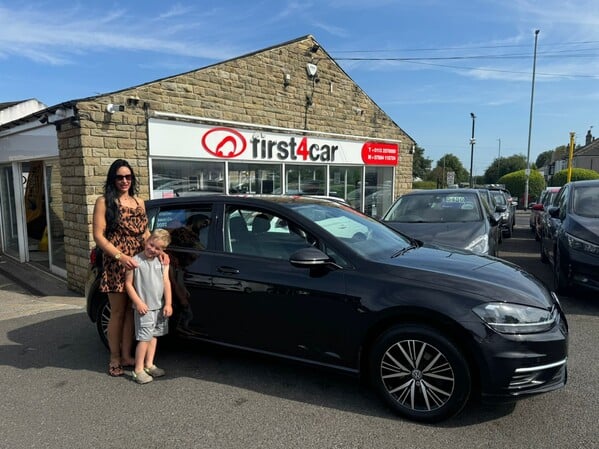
59, 36, 414, 292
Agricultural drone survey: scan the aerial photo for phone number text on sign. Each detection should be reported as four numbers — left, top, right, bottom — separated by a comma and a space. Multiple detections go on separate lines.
361, 142, 399, 166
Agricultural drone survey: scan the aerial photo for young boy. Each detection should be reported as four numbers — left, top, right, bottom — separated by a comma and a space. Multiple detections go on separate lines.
125, 228, 173, 384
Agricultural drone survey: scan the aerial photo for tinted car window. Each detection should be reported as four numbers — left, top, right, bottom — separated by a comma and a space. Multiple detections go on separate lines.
573, 186, 599, 218
491, 192, 507, 206
225, 206, 315, 260
152, 205, 213, 250
289, 202, 413, 258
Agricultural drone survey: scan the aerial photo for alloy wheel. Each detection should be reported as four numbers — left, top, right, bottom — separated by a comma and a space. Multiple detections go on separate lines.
380, 339, 455, 413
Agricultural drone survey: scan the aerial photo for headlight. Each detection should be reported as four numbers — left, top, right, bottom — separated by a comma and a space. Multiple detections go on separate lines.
472, 303, 557, 334
566, 233, 599, 255
465, 234, 489, 254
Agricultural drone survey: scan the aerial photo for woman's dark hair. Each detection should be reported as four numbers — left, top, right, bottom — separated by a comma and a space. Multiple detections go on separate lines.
103, 159, 139, 236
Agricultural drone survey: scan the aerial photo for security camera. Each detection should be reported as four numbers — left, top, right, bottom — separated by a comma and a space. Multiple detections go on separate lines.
306, 63, 318, 78
106, 103, 125, 114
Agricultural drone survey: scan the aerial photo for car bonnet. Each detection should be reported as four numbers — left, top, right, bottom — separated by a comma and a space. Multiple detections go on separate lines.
386, 221, 489, 253
387, 246, 554, 308
565, 214, 599, 245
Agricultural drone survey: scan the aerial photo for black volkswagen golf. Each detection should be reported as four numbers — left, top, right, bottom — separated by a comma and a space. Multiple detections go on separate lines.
87, 195, 568, 423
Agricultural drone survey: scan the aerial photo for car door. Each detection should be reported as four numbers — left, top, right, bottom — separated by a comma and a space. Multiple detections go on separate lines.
200, 202, 359, 368
151, 202, 216, 335
547, 185, 569, 265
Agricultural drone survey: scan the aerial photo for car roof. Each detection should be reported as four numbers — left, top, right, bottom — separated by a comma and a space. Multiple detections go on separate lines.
145, 194, 346, 209
568, 179, 599, 187
401, 188, 481, 195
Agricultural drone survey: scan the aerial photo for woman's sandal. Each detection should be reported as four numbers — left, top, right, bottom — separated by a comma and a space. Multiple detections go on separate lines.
108, 363, 124, 377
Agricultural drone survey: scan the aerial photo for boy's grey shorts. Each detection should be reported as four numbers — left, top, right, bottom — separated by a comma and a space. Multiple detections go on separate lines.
134, 309, 168, 341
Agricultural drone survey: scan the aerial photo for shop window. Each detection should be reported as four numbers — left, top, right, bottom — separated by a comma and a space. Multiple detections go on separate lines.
364, 166, 393, 218
282, 165, 326, 195
330, 166, 362, 206
228, 163, 281, 194
152, 159, 224, 199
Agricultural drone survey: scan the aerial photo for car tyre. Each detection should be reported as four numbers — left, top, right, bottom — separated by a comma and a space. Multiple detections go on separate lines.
369, 325, 471, 423
95, 294, 110, 349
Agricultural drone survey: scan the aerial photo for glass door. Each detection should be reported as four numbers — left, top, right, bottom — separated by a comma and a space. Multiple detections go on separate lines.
0, 165, 21, 259
45, 160, 66, 276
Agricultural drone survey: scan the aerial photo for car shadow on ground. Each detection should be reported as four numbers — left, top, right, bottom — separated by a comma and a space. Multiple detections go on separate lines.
1, 310, 516, 427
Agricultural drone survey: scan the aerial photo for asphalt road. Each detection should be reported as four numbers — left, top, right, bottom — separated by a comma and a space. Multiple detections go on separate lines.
0, 212, 597, 449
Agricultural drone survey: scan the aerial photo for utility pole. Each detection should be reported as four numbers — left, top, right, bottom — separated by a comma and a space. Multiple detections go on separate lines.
497, 138, 501, 178
524, 29, 540, 210
469, 113, 476, 188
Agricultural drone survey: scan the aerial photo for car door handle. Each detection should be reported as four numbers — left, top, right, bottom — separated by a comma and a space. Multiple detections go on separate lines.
217, 266, 240, 275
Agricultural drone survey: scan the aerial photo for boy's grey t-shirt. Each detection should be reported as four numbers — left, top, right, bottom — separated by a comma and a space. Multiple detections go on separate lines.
132, 253, 164, 310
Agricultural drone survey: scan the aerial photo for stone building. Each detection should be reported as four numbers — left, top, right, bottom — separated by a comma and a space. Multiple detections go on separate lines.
0, 35, 415, 293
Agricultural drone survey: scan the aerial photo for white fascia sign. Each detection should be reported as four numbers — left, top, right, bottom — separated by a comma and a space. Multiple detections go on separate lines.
148, 118, 400, 166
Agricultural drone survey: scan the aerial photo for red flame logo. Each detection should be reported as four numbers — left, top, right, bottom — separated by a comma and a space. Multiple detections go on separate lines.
201, 127, 247, 158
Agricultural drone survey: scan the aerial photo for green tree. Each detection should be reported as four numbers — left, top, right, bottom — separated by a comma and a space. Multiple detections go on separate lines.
550, 168, 599, 186
552, 145, 569, 162
412, 145, 432, 180
535, 150, 553, 168
483, 154, 528, 184
499, 169, 545, 205
425, 154, 469, 186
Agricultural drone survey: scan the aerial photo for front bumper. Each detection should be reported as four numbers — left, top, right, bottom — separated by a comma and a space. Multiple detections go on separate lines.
471, 309, 569, 400
565, 247, 599, 292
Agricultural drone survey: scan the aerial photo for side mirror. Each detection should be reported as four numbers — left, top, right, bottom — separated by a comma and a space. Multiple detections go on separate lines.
531, 203, 544, 211
548, 206, 560, 219
289, 247, 341, 270
495, 204, 507, 213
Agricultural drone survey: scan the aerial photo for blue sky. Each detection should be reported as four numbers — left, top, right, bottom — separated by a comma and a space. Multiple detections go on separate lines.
1, 1, 598, 176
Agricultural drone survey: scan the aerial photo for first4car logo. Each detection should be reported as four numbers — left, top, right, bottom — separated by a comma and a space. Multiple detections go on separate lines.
201, 126, 398, 164
201, 127, 247, 158
201, 127, 338, 162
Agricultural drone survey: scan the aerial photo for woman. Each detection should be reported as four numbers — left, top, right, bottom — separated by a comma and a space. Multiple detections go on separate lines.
93, 159, 151, 377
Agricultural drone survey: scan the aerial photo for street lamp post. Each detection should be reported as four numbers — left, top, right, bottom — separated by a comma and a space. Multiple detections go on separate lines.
497, 138, 501, 178
524, 29, 540, 210
469, 112, 476, 187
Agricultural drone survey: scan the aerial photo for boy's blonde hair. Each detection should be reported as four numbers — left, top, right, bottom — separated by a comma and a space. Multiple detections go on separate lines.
150, 228, 171, 247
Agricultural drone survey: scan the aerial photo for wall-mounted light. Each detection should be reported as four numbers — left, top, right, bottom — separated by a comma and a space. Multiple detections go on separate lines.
284, 73, 291, 87
310, 43, 320, 53
409, 144, 416, 155
106, 103, 125, 114
126, 96, 140, 107
38, 114, 49, 124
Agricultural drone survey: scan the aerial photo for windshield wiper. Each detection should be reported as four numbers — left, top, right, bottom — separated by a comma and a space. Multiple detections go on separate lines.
391, 245, 417, 258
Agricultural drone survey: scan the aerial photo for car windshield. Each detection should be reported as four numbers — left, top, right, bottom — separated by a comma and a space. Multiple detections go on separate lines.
288, 202, 413, 258
573, 186, 599, 218
383, 192, 483, 223
491, 192, 507, 206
